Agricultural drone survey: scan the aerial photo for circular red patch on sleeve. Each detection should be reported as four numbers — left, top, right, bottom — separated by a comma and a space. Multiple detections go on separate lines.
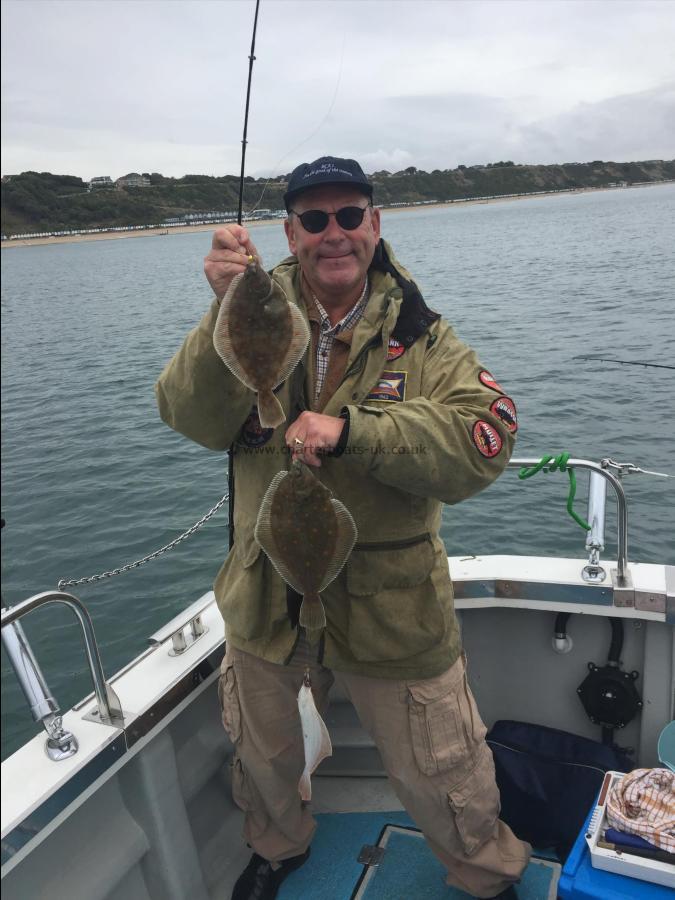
479, 370, 504, 393
472, 420, 503, 458
490, 396, 518, 433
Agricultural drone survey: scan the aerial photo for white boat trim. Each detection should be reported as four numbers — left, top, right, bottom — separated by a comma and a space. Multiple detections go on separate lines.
2, 556, 672, 876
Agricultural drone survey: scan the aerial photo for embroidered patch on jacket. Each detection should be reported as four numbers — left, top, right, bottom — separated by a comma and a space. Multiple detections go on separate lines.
490, 396, 518, 434
386, 338, 405, 361
472, 420, 503, 458
478, 370, 504, 393
366, 370, 407, 402
239, 406, 274, 447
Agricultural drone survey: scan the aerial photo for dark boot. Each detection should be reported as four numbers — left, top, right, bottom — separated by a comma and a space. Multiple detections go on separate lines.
485, 887, 519, 900
231, 848, 310, 900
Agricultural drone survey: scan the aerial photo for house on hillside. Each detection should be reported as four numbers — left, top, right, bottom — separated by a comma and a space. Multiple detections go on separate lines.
116, 173, 151, 189
88, 176, 114, 192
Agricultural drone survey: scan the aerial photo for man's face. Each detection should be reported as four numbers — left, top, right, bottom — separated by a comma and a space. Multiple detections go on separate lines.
284, 185, 380, 301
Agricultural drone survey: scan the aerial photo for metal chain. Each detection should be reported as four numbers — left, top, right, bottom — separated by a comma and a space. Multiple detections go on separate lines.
57, 492, 229, 590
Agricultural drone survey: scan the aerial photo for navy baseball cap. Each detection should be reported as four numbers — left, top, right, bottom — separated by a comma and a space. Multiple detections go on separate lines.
284, 156, 373, 210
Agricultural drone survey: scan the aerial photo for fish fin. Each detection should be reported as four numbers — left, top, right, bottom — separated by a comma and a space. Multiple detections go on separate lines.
318, 714, 333, 761
299, 594, 326, 633
212, 274, 258, 391
312, 701, 333, 766
299, 768, 312, 802
256, 390, 286, 429
317, 500, 358, 592
273, 301, 310, 387
254, 470, 286, 554
254, 473, 306, 595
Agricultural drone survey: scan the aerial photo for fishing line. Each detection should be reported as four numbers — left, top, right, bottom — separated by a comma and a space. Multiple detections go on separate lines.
574, 355, 675, 370
245, 29, 347, 216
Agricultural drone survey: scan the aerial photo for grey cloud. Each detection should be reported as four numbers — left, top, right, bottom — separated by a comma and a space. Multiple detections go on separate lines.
518, 84, 675, 165
2, 0, 675, 179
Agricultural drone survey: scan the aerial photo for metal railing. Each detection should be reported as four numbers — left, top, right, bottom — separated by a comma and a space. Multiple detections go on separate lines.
1, 591, 124, 760
508, 457, 629, 586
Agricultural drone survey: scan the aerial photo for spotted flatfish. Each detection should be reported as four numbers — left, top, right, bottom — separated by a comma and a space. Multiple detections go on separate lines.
213, 259, 309, 428
254, 459, 357, 634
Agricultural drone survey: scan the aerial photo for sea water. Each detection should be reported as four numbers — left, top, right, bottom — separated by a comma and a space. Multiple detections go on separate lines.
2, 184, 674, 758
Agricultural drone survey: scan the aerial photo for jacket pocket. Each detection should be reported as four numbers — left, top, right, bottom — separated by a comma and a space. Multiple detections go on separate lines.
346, 536, 445, 662
217, 662, 242, 744
447, 744, 501, 856
214, 539, 277, 640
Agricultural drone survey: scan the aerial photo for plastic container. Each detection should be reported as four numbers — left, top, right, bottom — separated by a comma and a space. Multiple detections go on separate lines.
559, 776, 674, 899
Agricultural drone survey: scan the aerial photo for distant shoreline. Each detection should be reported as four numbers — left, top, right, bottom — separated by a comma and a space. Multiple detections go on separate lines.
2, 181, 672, 249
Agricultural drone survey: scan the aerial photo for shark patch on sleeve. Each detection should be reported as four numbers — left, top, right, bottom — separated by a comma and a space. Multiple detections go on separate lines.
490, 396, 518, 433
472, 420, 503, 458
365, 370, 407, 402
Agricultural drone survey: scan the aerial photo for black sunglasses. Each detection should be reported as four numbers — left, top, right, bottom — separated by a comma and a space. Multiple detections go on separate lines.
290, 205, 371, 234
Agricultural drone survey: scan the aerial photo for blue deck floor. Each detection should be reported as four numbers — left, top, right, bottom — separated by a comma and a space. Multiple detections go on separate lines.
278, 811, 560, 900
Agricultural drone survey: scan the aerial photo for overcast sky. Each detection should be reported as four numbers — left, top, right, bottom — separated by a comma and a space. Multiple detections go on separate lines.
2, 0, 674, 180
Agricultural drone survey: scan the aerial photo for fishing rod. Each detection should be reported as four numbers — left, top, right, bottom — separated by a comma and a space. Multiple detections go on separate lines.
230, 0, 261, 551
574, 355, 675, 371
237, 0, 261, 226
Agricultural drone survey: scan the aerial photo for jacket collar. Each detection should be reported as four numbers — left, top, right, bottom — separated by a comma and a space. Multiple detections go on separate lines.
272, 239, 439, 351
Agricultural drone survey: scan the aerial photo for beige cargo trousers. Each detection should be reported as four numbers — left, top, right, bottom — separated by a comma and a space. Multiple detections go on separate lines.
219, 636, 531, 899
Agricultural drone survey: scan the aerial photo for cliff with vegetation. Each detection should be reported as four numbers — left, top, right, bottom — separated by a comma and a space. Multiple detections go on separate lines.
2, 159, 674, 237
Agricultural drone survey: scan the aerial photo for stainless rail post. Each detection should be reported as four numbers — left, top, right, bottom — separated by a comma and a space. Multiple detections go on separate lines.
1, 615, 58, 721
582, 470, 608, 583
1, 613, 79, 760
508, 458, 630, 591
1, 591, 124, 736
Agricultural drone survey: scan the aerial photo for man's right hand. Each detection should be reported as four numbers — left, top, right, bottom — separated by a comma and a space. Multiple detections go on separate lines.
204, 225, 260, 300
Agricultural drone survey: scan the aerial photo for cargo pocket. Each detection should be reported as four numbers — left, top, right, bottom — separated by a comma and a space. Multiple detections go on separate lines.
447, 744, 501, 856
407, 659, 476, 781
230, 755, 255, 813
217, 663, 242, 744
346, 536, 445, 662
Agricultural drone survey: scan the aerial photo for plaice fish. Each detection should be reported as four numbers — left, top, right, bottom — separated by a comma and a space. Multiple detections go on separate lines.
254, 459, 357, 634
213, 259, 310, 428
298, 670, 332, 801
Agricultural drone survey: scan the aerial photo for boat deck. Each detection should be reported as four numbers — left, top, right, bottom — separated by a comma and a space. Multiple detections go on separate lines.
2, 556, 673, 899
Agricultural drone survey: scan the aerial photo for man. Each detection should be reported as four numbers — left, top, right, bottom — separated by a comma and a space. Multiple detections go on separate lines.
156, 157, 530, 899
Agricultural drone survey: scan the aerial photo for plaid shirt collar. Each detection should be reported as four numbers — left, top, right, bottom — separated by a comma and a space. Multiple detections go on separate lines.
312, 278, 370, 336
311, 278, 369, 404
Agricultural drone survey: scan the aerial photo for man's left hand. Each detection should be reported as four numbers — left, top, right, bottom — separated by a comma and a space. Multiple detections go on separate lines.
286, 412, 345, 468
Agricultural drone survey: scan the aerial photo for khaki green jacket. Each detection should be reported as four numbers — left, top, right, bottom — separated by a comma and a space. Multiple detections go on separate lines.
155, 243, 516, 679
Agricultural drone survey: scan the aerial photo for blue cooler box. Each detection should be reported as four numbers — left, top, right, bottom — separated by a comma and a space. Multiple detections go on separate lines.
558, 804, 673, 899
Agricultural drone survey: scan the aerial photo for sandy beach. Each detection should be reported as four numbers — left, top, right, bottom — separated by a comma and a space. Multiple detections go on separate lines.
2, 183, 670, 249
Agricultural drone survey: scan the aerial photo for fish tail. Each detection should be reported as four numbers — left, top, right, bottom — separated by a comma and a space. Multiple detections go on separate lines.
257, 389, 285, 429
299, 594, 326, 633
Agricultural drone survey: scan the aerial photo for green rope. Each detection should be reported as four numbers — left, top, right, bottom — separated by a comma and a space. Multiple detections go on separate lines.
518, 453, 591, 532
